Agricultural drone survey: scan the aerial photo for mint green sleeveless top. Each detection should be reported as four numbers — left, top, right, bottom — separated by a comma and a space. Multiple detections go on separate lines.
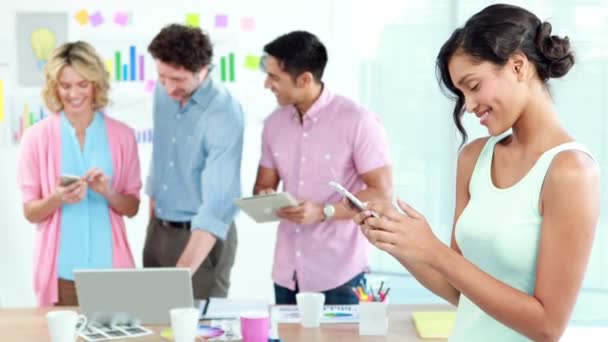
450, 134, 592, 341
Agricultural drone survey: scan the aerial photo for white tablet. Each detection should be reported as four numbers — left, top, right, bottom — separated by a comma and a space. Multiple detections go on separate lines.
234, 192, 298, 223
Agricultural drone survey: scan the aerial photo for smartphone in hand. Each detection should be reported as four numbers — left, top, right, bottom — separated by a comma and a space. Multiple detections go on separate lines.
60, 174, 81, 186
328, 181, 379, 218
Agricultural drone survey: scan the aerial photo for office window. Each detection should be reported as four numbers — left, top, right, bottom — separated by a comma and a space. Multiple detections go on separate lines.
356, 0, 608, 322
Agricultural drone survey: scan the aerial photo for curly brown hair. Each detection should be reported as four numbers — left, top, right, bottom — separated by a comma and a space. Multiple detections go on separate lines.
42, 41, 110, 113
148, 24, 213, 72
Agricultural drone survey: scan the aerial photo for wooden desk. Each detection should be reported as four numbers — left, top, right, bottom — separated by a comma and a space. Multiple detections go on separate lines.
0, 304, 453, 341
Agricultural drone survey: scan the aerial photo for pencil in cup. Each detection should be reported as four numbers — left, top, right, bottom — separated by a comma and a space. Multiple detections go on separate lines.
351, 286, 390, 302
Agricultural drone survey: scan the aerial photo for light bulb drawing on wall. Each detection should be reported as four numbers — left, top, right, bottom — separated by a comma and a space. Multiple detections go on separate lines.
30, 28, 57, 70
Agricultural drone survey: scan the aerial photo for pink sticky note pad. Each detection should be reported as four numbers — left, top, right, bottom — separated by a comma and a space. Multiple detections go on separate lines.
89, 11, 104, 26
241, 17, 255, 31
114, 12, 129, 26
145, 79, 156, 93
215, 14, 228, 28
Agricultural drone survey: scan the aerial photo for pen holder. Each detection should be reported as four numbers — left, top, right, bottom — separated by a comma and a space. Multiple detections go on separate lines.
358, 301, 388, 336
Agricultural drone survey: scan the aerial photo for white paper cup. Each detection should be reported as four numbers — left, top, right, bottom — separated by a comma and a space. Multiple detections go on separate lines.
170, 307, 199, 342
296, 292, 325, 328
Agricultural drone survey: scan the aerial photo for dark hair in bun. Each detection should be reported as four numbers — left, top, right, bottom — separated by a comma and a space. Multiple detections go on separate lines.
436, 4, 575, 144
535, 21, 575, 80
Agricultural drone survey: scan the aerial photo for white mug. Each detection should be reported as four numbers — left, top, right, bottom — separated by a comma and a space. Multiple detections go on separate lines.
296, 292, 325, 328
170, 307, 199, 342
46, 310, 87, 342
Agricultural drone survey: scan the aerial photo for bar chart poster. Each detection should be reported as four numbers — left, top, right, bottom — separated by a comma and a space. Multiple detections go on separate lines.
10, 96, 51, 145
93, 42, 155, 83
135, 128, 153, 144
104, 45, 148, 82
104, 90, 154, 146
217, 52, 236, 83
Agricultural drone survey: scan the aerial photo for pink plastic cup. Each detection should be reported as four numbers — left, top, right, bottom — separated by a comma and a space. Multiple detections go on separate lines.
240, 311, 269, 342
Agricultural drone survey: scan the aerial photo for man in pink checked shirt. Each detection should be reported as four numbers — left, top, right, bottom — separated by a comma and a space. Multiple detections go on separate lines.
253, 31, 393, 305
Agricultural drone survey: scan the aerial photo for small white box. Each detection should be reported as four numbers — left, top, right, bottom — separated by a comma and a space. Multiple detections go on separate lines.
358, 301, 388, 336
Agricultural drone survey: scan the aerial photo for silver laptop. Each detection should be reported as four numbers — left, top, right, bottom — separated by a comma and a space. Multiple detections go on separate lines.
74, 268, 194, 324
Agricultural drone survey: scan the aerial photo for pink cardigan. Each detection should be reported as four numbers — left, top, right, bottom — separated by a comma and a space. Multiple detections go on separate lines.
17, 113, 141, 306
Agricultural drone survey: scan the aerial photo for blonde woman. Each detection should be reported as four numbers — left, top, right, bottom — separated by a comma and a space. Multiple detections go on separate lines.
17, 41, 141, 306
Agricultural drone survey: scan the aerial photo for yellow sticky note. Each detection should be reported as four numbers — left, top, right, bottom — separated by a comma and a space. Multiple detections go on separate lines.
244, 55, 261, 70
412, 311, 456, 339
160, 328, 173, 340
74, 9, 89, 26
186, 13, 200, 27
0, 80, 4, 123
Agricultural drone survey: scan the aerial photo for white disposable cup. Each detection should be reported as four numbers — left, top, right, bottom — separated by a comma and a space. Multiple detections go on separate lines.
296, 292, 325, 328
170, 307, 199, 342
46, 310, 87, 342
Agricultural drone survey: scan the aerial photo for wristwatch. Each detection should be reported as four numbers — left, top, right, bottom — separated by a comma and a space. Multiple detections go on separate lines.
323, 203, 335, 221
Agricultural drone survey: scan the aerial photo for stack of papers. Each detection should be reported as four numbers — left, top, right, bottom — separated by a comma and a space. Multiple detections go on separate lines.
273, 305, 359, 324
80, 324, 153, 341
161, 322, 242, 341
412, 311, 456, 339
201, 297, 270, 319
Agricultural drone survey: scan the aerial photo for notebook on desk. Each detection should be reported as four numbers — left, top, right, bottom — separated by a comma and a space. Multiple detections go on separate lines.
412, 311, 456, 339
274, 305, 359, 324
200, 297, 270, 319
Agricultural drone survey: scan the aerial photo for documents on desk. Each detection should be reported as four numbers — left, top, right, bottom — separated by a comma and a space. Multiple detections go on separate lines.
79, 323, 154, 341
200, 298, 271, 319
274, 305, 359, 324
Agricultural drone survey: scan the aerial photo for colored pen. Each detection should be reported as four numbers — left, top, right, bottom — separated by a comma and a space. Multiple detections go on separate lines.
380, 287, 391, 302
377, 281, 384, 296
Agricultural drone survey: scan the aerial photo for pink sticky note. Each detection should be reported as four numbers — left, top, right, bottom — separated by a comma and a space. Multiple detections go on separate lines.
215, 14, 228, 28
241, 17, 255, 31
89, 11, 105, 27
145, 79, 156, 93
114, 12, 129, 27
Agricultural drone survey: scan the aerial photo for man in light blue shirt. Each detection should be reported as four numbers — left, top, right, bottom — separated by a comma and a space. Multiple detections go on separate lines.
144, 24, 244, 299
